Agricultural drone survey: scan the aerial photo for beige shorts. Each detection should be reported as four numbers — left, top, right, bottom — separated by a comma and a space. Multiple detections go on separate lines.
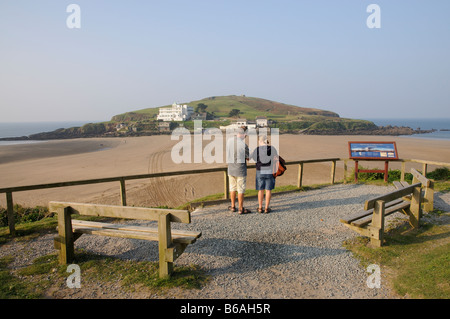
228, 175, 246, 194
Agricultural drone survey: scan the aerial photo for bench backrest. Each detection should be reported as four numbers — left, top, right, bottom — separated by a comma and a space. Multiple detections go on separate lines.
410, 168, 430, 187
364, 182, 421, 210
49, 201, 191, 223
364, 168, 430, 210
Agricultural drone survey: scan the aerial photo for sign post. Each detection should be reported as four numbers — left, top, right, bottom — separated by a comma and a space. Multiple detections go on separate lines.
348, 141, 399, 182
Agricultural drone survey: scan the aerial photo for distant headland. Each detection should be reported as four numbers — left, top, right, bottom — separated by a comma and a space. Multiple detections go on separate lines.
0, 95, 434, 141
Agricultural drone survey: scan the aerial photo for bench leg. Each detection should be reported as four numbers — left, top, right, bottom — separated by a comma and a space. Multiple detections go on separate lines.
423, 181, 434, 213
57, 207, 74, 264
158, 213, 173, 278
370, 200, 385, 247
409, 186, 422, 228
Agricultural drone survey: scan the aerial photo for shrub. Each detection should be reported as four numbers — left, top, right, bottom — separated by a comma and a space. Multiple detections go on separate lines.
0, 205, 51, 227
426, 167, 449, 181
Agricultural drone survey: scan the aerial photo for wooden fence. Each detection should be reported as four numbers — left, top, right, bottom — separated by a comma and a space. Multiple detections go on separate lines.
1, 157, 449, 236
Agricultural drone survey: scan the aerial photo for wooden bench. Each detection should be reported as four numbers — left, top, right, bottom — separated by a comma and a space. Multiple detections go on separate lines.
50, 201, 201, 278
340, 168, 431, 247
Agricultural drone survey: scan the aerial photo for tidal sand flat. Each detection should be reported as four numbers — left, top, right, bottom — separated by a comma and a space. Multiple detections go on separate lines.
1, 134, 449, 208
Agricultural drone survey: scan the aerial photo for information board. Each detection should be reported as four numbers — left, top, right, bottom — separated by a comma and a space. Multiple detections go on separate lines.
348, 141, 398, 160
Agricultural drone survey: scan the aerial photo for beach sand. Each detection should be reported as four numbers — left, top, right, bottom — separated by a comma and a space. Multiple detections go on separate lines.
1, 134, 449, 208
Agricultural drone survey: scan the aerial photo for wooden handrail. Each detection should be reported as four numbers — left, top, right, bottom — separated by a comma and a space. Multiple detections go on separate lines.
0, 158, 341, 194
2, 156, 449, 236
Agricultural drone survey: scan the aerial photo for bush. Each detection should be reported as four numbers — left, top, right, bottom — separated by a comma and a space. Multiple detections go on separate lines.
426, 167, 449, 181
352, 166, 449, 183
351, 167, 412, 183
0, 205, 51, 227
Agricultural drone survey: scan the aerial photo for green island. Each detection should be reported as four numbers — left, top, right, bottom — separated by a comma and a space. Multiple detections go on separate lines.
0, 95, 433, 140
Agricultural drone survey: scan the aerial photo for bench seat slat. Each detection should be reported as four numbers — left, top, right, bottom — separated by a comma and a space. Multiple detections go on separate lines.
393, 181, 404, 189
400, 181, 411, 188
72, 220, 201, 239
72, 226, 199, 244
339, 198, 404, 224
350, 200, 411, 227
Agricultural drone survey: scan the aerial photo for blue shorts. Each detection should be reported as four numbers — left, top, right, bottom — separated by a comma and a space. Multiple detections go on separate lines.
255, 170, 275, 190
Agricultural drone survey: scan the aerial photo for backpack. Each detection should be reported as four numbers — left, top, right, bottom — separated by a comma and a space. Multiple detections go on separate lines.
272, 155, 287, 178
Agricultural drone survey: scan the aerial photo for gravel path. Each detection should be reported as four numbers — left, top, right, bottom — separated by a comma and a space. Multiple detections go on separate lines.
2, 183, 449, 299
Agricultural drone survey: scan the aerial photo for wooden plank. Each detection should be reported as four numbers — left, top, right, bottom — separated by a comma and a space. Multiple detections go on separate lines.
0, 166, 229, 194
119, 178, 127, 206
340, 198, 404, 224
423, 180, 434, 212
158, 213, 173, 278
6, 192, 15, 237
71, 226, 198, 244
370, 200, 385, 247
71, 220, 201, 238
393, 181, 404, 190
409, 186, 422, 228
57, 207, 74, 264
223, 171, 229, 199
410, 168, 430, 187
364, 183, 421, 210
400, 181, 411, 188
297, 163, 304, 188
49, 202, 190, 223
330, 160, 336, 185
351, 200, 410, 227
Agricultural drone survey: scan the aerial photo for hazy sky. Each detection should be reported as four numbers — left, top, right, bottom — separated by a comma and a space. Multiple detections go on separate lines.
1, 0, 449, 122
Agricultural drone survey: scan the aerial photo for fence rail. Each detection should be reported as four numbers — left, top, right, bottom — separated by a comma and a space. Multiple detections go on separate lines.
1, 157, 449, 236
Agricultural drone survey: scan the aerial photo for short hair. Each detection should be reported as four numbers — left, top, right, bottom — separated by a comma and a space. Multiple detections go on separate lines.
259, 135, 269, 144
237, 126, 248, 135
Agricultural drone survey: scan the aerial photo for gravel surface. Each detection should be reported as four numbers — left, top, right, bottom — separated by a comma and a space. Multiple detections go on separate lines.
2, 183, 449, 299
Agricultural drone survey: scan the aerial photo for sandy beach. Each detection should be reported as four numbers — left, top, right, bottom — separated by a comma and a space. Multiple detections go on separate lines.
1, 134, 449, 208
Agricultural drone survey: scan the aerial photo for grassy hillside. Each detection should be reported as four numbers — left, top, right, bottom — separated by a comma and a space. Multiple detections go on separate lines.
112, 95, 340, 122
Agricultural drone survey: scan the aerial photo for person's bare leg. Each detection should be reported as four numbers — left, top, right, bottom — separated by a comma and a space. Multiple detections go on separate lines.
265, 190, 272, 211
230, 191, 236, 209
238, 193, 244, 211
258, 190, 264, 211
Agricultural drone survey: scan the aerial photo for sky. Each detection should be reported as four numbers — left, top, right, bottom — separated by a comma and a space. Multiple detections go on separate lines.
0, 0, 449, 122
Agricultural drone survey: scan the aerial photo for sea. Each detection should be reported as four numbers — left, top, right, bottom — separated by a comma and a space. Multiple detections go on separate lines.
0, 118, 449, 146
0, 121, 94, 145
366, 118, 450, 140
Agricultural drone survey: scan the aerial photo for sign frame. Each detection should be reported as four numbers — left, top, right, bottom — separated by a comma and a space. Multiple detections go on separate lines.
348, 141, 399, 182
348, 141, 399, 160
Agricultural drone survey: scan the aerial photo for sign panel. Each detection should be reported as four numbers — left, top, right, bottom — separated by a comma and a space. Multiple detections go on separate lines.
348, 141, 398, 160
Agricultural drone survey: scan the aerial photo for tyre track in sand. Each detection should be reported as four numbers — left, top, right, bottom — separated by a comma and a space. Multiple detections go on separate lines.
144, 145, 196, 208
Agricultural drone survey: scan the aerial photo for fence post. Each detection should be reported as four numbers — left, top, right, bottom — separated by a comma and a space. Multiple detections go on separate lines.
343, 159, 348, 183
6, 192, 15, 237
297, 163, 304, 188
119, 178, 127, 206
330, 160, 336, 185
422, 163, 428, 177
223, 170, 229, 199
401, 161, 405, 181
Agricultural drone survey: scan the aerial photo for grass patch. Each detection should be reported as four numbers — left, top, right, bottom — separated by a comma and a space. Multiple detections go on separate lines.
0, 250, 209, 299
75, 251, 208, 291
343, 215, 450, 299
0, 256, 42, 299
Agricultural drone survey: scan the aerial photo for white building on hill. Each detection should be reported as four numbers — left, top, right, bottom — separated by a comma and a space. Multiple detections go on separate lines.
157, 103, 194, 121
219, 119, 257, 131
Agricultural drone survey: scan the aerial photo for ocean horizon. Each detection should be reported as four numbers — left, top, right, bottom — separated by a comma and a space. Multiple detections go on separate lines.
0, 121, 97, 145
0, 118, 449, 145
